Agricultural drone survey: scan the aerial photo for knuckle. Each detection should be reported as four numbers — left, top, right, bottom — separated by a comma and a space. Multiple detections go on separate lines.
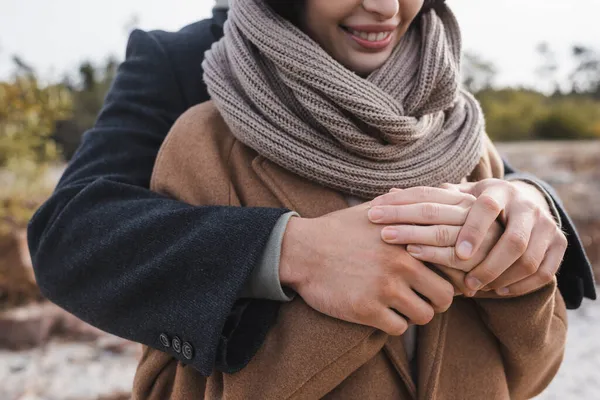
351, 300, 372, 321
463, 223, 485, 241
401, 258, 419, 277
380, 279, 397, 301
436, 284, 455, 312
506, 231, 528, 254
537, 269, 555, 285
387, 319, 408, 336
448, 250, 462, 270
520, 255, 540, 275
421, 203, 440, 221
412, 306, 435, 326
557, 232, 568, 249
416, 186, 433, 201
460, 194, 477, 207
474, 266, 497, 285
480, 194, 502, 214
435, 226, 451, 246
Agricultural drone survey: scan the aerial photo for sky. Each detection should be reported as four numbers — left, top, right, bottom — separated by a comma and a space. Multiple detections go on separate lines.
1, 0, 599, 90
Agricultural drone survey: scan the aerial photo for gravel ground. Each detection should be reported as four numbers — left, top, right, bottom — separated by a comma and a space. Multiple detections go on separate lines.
0, 337, 139, 400
1, 293, 598, 400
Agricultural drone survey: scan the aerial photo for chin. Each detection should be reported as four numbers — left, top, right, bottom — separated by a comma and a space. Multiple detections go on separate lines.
348, 59, 389, 76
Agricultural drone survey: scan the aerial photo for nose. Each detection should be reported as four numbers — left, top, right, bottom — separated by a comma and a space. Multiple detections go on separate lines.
361, 0, 400, 20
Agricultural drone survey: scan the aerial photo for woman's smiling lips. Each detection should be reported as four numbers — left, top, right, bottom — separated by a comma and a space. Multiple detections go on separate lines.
341, 24, 397, 50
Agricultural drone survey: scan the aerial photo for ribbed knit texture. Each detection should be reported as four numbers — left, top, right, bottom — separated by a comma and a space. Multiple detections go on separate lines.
203, 0, 488, 198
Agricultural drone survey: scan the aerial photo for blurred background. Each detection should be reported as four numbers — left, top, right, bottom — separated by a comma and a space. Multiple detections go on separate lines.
1, 0, 599, 399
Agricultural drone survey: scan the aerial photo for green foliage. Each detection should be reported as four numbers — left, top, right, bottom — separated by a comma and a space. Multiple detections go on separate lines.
475, 89, 600, 141
0, 75, 72, 167
533, 97, 600, 140
0, 73, 71, 232
476, 89, 546, 141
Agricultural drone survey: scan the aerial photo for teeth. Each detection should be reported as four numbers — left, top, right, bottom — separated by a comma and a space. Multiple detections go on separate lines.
350, 29, 391, 42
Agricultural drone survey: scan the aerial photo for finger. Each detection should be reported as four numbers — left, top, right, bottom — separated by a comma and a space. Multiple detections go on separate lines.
368, 204, 469, 225
464, 210, 536, 291
434, 264, 476, 297
389, 288, 435, 326
455, 185, 509, 260
486, 218, 555, 290
371, 186, 475, 207
378, 308, 410, 336
500, 233, 567, 297
406, 245, 472, 272
381, 225, 461, 246
404, 260, 455, 313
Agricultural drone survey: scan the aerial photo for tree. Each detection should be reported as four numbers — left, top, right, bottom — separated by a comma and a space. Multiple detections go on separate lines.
535, 42, 559, 94
461, 52, 497, 94
569, 45, 600, 97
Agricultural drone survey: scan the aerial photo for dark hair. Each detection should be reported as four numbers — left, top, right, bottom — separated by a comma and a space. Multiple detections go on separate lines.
263, 0, 446, 27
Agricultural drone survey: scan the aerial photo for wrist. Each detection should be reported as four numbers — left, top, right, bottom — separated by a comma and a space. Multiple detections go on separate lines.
510, 180, 551, 214
279, 216, 314, 293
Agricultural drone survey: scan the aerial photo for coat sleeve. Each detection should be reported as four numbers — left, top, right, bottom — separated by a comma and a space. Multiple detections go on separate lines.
503, 158, 597, 309
27, 27, 286, 376
474, 280, 567, 399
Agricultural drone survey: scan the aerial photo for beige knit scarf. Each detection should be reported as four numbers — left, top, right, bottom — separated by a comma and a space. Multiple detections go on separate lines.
203, 0, 500, 198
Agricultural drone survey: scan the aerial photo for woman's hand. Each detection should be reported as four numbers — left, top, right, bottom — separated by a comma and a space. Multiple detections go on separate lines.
279, 203, 455, 336
448, 179, 567, 295
369, 181, 567, 297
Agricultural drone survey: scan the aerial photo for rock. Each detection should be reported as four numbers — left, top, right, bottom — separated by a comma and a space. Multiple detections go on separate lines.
0, 228, 42, 309
0, 302, 108, 350
0, 303, 55, 350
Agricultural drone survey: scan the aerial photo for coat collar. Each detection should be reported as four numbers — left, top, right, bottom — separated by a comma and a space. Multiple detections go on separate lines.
251, 154, 434, 399
251, 155, 349, 218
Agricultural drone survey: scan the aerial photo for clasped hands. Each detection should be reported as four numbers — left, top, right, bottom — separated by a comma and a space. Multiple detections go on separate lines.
280, 179, 567, 336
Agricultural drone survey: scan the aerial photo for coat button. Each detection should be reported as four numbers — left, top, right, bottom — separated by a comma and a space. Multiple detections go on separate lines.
159, 333, 170, 348
182, 342, 194, 360
172, 336, 182, 353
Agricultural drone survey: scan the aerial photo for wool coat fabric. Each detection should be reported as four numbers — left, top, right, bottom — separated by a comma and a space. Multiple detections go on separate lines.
132, 102, 568, 400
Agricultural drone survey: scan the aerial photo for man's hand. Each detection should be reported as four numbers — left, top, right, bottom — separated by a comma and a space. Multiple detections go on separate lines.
279, 204, 455, 336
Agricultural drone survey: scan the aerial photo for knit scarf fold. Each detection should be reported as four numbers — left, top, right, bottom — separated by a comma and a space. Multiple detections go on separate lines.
203, 0, 494, 198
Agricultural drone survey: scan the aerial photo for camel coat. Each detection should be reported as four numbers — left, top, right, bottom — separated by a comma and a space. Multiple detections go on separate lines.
132, 102, 567, 400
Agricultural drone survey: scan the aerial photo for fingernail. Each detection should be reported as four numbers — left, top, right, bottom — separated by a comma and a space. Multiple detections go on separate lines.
466, 291, 477, 297
381, 228, 397, 241
496, 287, 510, 296
407, 245, 422, 256
457, 241, 473, 258
466, 276, 482, 290
368, 207, 384, 221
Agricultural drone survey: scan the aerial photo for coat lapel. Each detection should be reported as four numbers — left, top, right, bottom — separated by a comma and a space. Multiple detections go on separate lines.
251, 155, 421, 398
251, 155, 349, 217
417, 313, 449, 400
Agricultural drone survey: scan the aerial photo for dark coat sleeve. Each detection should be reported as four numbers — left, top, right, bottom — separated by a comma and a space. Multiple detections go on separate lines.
27, 24, 284, 375
504, 160, 597, 309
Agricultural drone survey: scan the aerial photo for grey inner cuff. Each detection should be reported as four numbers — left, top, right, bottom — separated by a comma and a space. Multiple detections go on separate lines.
505, 176, 563, 230
240, 211, 298, 302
